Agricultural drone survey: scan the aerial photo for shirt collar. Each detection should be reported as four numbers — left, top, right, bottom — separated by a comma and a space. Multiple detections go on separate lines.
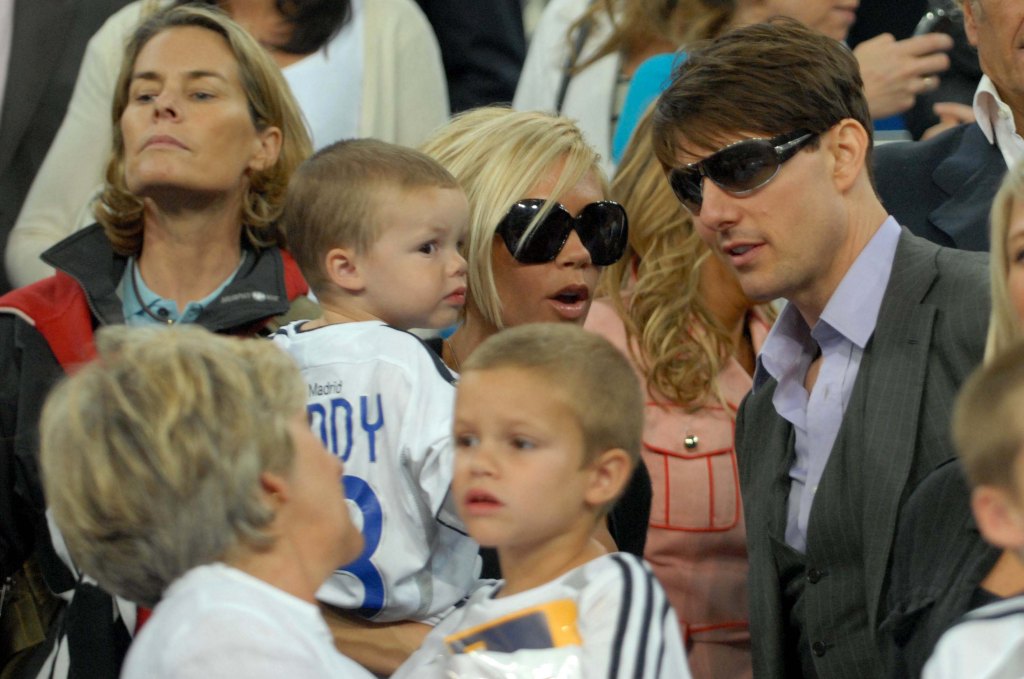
120, 253, 248, 326
817, 216, 901, 349
974, 74, 1006, 145
754, 217, 902, 391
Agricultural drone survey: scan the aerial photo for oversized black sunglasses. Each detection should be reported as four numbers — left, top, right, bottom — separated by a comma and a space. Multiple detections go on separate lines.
495, 199, 629, 266
667, 130, 818, 215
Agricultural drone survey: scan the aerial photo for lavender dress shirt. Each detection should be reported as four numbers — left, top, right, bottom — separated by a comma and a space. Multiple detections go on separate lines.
754, 216, 902, 553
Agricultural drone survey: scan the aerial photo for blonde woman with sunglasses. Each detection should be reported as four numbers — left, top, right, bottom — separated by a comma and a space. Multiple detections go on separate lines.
420, 106, 650, 561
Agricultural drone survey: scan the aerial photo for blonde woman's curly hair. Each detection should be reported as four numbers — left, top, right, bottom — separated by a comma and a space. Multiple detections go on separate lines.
95, 3, 312, 256
600, 109, 774, 409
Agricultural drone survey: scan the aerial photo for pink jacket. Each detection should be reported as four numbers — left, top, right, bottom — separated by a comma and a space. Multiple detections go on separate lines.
585, 298, 770, 679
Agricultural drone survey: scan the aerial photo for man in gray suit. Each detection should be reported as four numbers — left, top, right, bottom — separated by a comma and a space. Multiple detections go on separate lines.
0, 0, 130, 294
874, 0, 1022, 252
651, 19, 989, 679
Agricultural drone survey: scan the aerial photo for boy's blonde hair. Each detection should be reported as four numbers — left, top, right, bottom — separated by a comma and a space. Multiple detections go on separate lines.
953, 339, 1024, 491
987, 159, 1024, 360
461, 323, 642, 477
39, 325, 305, 608
282, 138, 460, 298
420, 107, 606, 330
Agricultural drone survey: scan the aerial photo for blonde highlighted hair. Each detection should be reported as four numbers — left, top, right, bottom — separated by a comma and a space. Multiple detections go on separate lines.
40, 325, 306, 607
95, 4, 312, 255
420, 107, 606, 330
600, 108, 774, 408
282, 138, 460, 298
987, 159, 1024, 361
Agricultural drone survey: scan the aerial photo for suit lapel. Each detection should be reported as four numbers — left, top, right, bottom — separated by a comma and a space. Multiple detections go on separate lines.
928, 124, 1006, 251
0, 0, 74, 172
739, 380, 795, 544
856, 232, 938, 630
736, 384, 794, 678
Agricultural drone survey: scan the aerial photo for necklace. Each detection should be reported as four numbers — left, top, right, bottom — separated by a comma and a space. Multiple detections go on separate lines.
444, 337, 462, 372
130, 260, 174, 325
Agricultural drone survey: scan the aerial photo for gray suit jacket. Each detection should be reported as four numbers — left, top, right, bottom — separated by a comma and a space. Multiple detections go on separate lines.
873, 123, 1005, 252
0, 0, 130, 293
735, 231, 989, 679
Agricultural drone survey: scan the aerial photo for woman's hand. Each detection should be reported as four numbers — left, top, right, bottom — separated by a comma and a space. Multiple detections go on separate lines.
854, 32, 954, 119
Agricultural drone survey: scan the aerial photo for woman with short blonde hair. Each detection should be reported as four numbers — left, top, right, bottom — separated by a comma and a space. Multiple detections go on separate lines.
421, 107, 607, 334
97, 3, 311, 255
421, 106, 646, 559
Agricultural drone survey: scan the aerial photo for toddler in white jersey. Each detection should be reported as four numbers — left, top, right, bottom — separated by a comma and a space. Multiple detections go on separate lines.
272, 139, 480, 628
394, 323, 691, 678
924, 340, 1024, 679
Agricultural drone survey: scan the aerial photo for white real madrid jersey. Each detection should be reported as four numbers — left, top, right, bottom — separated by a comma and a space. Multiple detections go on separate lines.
393, 552, 691, 678
272, 320, 480, 623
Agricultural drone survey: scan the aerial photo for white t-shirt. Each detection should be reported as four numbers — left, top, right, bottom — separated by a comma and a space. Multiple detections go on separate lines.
122, 563, 374, 679
393, 552, 692, 679
279, 0, 363, 149
272, 321, 480, 623
923, 595, 1024, 679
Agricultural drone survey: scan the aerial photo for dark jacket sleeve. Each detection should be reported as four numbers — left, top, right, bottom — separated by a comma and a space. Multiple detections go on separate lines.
0, 313, 66, 578
880, 459, 1000, 679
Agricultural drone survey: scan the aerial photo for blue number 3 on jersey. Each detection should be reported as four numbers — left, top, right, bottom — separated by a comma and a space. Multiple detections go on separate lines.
338, 475, 385, 617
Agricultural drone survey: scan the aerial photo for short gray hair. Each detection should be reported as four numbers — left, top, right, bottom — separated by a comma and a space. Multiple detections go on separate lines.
40, 325, 305, 607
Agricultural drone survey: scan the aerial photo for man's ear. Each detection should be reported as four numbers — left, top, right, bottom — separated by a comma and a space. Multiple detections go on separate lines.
828, 118, 870, 194
973, 485, 1024, 550
585, 448, 633, 509
324, 247, 365, 293
962, 0, 980, 48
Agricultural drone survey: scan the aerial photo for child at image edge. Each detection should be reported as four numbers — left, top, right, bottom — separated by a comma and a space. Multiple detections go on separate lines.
393, 323, 691, 678
924, 339, 1024, 679
272, 139, 479, 623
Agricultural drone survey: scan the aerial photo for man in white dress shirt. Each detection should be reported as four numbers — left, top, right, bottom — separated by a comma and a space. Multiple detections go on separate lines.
873, 0, 1024, 252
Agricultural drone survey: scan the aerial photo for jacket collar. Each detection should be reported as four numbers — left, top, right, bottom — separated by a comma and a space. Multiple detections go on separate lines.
930, 123, 1006, 251
40, 223, 294, 332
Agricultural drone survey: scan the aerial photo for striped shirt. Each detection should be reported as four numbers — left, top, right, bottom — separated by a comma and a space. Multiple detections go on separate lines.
393, 552, 691, 679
